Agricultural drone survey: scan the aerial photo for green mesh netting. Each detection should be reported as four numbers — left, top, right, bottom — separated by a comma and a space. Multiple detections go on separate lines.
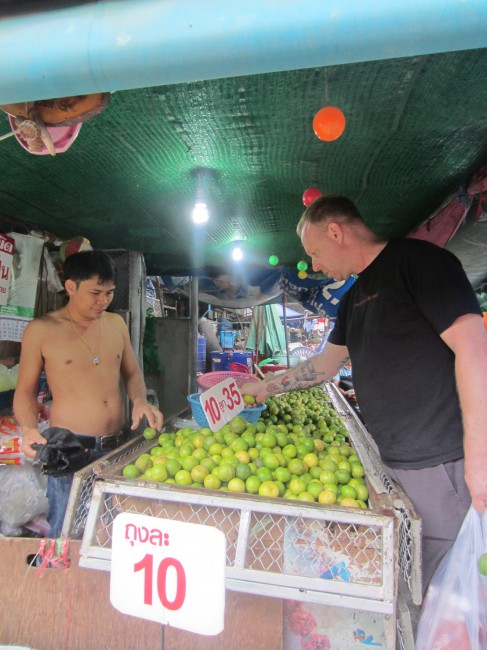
0, 48, 486, 274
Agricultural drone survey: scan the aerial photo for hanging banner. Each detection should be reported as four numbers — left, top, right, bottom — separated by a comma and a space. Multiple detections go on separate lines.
0, 233, 44, 341
161, 266, 355, 316
162, 267, 282, 309
280, 267, 355, 319
0, 234, 14, 307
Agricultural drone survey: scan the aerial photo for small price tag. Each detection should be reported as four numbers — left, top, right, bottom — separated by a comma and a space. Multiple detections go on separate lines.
110, 512, 226, 636
200, 376, 244, 432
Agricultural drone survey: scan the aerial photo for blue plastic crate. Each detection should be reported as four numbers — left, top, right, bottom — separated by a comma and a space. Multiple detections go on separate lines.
187, 393, 265, 428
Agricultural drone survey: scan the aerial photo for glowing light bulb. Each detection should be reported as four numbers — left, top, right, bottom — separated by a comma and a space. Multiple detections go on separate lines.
192, 201, 209, 224
232, 244, 243, 261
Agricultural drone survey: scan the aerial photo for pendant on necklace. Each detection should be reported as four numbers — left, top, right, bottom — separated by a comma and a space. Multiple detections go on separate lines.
93, 356, 101, 366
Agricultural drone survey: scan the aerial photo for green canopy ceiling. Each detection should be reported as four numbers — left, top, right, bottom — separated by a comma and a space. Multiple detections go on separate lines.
0, 47, 486, 275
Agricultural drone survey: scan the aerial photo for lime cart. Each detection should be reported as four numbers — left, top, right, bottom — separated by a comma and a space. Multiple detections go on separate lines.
63, 383, 421, 649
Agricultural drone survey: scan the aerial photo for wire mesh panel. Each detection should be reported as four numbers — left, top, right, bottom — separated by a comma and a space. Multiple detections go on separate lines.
396, 589, 416, 650
62, 435, 150, 539
81, 480, 396, 615
327, 385, 422, 605
393, 502, 422, 605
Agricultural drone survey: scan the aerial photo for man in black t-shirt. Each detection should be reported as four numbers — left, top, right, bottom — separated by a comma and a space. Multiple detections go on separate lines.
241, 196, 487, 593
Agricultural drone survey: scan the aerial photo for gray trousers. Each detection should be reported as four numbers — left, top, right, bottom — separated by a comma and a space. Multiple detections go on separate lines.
386, 458, 470, 595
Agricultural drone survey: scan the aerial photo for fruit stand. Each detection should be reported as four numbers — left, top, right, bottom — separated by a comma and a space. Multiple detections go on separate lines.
60, 383, 419, 649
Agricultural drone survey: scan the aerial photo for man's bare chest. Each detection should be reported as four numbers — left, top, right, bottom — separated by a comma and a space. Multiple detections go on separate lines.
42, 324, 124, 367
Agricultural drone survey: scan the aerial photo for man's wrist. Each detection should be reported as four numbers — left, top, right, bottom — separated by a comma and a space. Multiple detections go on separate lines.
132, 396, 148, 405
21, 425, 39, 435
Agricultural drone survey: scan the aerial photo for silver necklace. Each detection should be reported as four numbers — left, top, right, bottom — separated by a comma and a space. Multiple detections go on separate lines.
66, 306, 103, 366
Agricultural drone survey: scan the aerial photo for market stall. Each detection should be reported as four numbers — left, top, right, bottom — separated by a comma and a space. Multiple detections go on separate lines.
44, 382, 420, 650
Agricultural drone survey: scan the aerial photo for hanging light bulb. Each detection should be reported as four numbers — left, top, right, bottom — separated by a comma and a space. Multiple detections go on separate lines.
192, 171, 209, 223
232, 242, 243, 261
192, 200, 209, 224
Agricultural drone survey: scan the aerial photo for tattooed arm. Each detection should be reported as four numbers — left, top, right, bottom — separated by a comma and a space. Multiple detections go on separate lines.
241, 343, 349, 402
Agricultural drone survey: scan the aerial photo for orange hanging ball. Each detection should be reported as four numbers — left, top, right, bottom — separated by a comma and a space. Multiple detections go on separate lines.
313, 106, 346, 142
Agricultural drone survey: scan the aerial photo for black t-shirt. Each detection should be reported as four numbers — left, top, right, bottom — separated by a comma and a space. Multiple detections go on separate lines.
329, 238, 481, 469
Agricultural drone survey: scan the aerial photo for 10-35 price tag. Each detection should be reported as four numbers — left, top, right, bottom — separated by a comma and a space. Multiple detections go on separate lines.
200, 376, 244, 432
110, 512, 226, 636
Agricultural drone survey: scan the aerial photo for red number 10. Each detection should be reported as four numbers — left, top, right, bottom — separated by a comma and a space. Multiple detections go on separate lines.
204, 396, 221, 424
134, 553, 186, 610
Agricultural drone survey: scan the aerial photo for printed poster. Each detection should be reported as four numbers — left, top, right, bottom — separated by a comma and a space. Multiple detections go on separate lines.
0, 233, 44, 342
0, 233, 14, 307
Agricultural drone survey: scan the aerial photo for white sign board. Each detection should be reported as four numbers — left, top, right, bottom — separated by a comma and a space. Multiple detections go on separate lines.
111, 512, 226, 636
0, 233, 44, 341
199, 376, 245, 432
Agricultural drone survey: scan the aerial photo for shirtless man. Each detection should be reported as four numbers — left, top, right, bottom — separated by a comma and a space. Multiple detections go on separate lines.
14, 250, 163, 537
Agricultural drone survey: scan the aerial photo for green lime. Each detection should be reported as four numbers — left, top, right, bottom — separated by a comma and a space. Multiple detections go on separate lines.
478, 554, 487, 576
122, 464, 141, 479
204, 474, 221, 490
355, 484, 369, 501
258, 481, 279, 498
191, 464, 209, 483
150, 464, 168, 482
182, 456, 199, 471
174, 469, 192, 485
351, 462, 365, 478
318, 489, 337, 505
215, 463, 236, 482
307, 480, 324, 498
256, 466, 273, 482
288, 477, 307, 495
165, 458, 182, 477
235, 463, 252, 481
228, 477, 246, 493
335, 469, 351, 484
245, 475, 261, 494
274, 466, 291, 483
230, 416, 247, 434
263, 453, 280, 470
143, 427, 157, 440
340, 484, 357, 499
134, 454, 153, 473
297, 491, 315, 502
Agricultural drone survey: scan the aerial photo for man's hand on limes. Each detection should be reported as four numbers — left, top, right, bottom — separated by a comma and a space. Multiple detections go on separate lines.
240, 380, 267, 404
242, 394, 256, 406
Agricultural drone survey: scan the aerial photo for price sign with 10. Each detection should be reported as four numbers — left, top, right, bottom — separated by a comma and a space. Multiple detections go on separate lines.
110, 512, 226, 635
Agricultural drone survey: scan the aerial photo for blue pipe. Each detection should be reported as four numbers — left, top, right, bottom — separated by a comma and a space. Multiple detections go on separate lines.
0, 0, 486, 103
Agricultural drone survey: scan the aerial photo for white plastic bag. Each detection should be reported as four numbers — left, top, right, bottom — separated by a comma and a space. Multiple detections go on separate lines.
416, 506, 487, 649
0, 463, 48, 529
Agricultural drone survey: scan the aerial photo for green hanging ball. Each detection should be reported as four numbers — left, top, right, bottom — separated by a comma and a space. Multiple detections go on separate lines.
297, 260, 308, 272
269, 255, 279, 266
